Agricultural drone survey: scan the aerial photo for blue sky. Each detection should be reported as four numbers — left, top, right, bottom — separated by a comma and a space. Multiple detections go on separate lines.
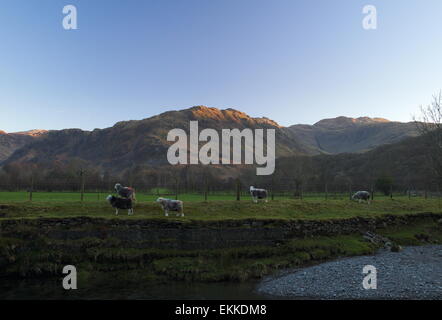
1, 0, 442, 132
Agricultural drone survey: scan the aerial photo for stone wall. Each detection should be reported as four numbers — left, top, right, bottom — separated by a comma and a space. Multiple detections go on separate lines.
1, 213, 440, 250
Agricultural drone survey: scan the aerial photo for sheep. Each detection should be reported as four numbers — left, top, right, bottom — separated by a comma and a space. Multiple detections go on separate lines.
114, 183, 136, 201
106, 195, 134, 215
352, 191, 371, 204
250, 186, 268, 203
156, 197, 184, 217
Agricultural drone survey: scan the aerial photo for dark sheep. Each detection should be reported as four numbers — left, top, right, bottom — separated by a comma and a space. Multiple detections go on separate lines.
106, 195, 134, 215
250, 186, 268, 203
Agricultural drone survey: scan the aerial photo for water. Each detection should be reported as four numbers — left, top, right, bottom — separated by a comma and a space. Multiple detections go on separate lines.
0, 278, 269, 300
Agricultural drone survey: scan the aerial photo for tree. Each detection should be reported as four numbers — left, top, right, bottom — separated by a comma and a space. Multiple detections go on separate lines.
375, 175, 393, 196
414, 92, 442, 186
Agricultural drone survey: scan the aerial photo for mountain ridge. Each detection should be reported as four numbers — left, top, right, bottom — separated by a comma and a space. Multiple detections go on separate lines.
0, 106, 420, 169
0, 130, 48, 163
289, 116, 418, 154
0, 106, 306, 170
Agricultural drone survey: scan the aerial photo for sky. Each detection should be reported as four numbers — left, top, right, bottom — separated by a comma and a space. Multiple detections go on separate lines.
1, 0, 442, 132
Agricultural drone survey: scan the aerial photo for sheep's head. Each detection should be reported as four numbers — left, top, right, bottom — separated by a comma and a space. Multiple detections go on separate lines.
250, 186, 254, 191
156, 197, 165, 203
106, 195, 113, 202
115, 183, 122, 191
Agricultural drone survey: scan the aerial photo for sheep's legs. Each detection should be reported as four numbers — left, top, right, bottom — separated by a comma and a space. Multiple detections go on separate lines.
165, 210, 169, 217
128, 208, 134, 215
115, 209, 119, 215
177, 209, 184, 217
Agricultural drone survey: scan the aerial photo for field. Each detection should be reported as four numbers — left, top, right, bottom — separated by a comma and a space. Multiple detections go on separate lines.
1, 191, 442, 286
0, 191, 441, 220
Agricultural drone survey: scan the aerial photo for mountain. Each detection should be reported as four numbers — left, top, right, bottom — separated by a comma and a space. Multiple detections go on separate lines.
0, 130, 47, 163
0, 107, 420, 172
2, 106, 308, 171
289, 116, 419, 154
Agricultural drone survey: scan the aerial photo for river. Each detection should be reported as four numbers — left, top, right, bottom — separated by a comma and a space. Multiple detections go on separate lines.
0, 278, 268, 300
2, 245, 441, 300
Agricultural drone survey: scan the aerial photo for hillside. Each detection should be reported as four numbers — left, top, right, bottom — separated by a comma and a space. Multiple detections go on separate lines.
0, 107, 421, 173
2, 106, 308, 171
289, 116, 419, 154
0, 130, 47, 163
275, 132, 433, 191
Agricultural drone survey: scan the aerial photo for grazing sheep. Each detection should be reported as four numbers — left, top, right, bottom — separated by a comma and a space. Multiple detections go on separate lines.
106, 195, 134, 215
250, 186, 268, 203
115, 183, 136, 201
352, 191, 371, 204
156, 197, 184, 217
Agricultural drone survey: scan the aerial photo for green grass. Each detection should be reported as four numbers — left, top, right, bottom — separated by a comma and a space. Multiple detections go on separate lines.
2, 191, 442, 283
0, 193, 442, 220
0, 191, 431, 203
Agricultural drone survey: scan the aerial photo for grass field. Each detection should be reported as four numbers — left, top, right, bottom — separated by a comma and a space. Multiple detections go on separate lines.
0, 191, 441, 220
0, 190, 435, 202
1, 191, 442, 285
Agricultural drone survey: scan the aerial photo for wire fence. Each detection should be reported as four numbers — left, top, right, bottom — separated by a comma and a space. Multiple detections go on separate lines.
0, 179, 440, 202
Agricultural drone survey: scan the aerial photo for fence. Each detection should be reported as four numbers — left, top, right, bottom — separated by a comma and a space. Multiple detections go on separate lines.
0, 178, 440, 202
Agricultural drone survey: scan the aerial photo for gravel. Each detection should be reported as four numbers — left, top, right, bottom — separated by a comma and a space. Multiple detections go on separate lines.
257, 245, 442, 300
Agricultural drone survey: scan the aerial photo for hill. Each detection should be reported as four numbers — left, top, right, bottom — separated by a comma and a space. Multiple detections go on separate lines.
289, 116, 419, 154
0, 107, 421, 174
2, 106, 308, 172
0, 130, 47, 163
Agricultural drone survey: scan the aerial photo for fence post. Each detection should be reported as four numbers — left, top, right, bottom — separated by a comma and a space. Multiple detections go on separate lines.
204, 175, 208, 202
29, 175, 34, 202
325, 183, 328, 201
349, 184, 352, 200
390, 184, 393, 199
236, 178, 241, 201
438, 184, 441, 209
175, 178, 179, 200
79, 168, 85, 202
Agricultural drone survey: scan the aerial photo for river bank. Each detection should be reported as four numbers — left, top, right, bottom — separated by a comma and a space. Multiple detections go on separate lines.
257, 245, 442, 299
0, 212, 441, 298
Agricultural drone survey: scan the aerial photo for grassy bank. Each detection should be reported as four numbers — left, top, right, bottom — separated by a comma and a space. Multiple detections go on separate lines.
1, 197, 441, 287
81, 220, 442, 283
1, 218, 441, 284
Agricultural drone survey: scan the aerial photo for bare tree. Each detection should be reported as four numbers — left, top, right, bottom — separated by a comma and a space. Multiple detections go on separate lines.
414, 92, 442, 185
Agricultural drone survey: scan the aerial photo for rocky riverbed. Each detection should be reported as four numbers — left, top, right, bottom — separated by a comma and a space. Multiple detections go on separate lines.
257, 245, 442, 300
